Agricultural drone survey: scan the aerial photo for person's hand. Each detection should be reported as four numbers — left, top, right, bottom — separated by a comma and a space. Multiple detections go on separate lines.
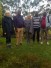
14, 27, 15, 31
4, 33, 6, 35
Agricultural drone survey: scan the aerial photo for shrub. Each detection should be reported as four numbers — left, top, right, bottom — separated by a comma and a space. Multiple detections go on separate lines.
0, 4, 2, 27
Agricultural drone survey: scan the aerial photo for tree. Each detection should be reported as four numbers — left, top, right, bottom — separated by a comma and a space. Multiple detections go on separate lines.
0, 0, 51, 15
0, 3, 2, 26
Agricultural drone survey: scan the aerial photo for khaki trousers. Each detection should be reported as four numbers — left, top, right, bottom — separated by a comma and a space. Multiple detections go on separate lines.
16, 28, 23, 45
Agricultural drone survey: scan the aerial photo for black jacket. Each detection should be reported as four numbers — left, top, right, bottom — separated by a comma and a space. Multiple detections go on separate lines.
2, 16, 13, 33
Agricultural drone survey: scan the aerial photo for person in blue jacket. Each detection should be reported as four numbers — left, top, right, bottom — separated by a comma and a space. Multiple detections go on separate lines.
13, 10, 25, 46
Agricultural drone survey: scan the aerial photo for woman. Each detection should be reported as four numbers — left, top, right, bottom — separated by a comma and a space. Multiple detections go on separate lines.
25, 15, 32, 43
2, 10, 13, 48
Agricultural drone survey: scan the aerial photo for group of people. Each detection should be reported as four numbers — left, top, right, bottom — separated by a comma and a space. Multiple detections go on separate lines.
2, 10, 51, 48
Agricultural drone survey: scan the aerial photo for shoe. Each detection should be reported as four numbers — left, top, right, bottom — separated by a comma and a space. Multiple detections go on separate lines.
7, 43, 11, 48
20, 43, 22, 45
40, 37, 41, 40
47, 42, 49, 45
16, 44, 19, 47
16, 44, 18, 46
40, 42, 43, 45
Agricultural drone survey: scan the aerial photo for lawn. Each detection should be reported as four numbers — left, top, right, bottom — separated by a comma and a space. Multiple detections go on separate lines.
0, 37, 51, 68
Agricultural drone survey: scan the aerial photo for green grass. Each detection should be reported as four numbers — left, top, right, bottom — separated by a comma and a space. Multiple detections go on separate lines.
0, 37, 51, 68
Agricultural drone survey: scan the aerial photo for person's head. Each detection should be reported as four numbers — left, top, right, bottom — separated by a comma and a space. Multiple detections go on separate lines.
17, 10, 21, 15
5, 10, 11, 17
35, 12, 38, 17
25, 16, 27, 20
47, 12, 49, 16
43, 12, 46, 17
27, 15, 32, 20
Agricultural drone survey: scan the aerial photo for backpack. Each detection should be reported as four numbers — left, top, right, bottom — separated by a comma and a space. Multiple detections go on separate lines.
41, 16, 46, 29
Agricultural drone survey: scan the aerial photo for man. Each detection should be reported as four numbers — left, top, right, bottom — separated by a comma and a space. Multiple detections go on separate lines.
13, 10, 25, 46
32, 12, 41, 43
2, 10, 12, 48
41, 12, 50, 45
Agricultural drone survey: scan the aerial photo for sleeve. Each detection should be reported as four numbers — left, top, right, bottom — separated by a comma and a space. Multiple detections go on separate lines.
23, 20, 26, 27
40, 17, 42, 27
32, 17, 34, 22
22, 17, 25, 27
29, 19, 33, 34
13, 16, 16, 28
48, 15, 50, 23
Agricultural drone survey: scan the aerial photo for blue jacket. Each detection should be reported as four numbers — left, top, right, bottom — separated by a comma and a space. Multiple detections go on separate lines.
13, 15, 25, 28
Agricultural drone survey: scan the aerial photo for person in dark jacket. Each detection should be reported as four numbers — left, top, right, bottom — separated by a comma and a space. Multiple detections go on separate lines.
2, 10, 12, 48
13, 10, 25, 46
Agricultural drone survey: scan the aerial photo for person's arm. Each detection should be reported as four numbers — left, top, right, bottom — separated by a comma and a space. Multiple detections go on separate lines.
11, 18, 14, 33
13, 16, 17, 32
39, 17, 42, 28
48, 15, 50, 23
24, 20, 26, 27
47, 15, 51, 28
29, 18, 34, 34
22, 16, 25, 27
13, 16, 17, 28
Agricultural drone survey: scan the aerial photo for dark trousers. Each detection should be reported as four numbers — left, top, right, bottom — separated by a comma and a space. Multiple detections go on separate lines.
33, 28, 40, 42
26, 31, 30, 43
6, 31, 11, 44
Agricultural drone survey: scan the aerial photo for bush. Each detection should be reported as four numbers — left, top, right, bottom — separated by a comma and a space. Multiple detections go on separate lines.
0, 4, 2, 27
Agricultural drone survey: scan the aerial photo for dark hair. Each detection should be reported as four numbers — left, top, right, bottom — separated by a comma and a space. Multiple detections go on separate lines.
43, 12, 46, 16
35, 12, 38, 17
17, 10, 21, 15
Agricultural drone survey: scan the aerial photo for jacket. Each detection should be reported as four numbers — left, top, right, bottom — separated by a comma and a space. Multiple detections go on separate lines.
13, 15, 25, 28
2, 16, 13, 33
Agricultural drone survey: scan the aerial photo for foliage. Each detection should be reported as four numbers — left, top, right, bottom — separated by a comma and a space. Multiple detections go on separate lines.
0, 0, 51, 15
0, 0, 47, 14
0, 4, 2, 26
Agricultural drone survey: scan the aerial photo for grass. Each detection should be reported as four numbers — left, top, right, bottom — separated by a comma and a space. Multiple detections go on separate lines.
0, 37, 51, 68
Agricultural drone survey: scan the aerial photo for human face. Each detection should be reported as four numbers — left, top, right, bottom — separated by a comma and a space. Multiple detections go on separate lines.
5, 13, 10, 17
